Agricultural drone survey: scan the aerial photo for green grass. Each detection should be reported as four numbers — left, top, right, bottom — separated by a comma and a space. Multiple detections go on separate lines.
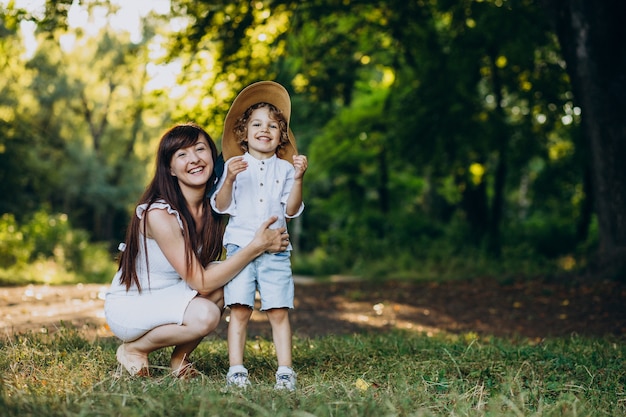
1, 327, 624, 416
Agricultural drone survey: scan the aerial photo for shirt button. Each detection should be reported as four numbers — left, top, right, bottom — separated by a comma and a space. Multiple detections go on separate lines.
260, 183, 264, 187
260, 199, 263, 203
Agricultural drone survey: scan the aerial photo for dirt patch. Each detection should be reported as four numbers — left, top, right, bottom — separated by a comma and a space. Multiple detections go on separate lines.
0, 283, 110, 340
1, 276, 624, 342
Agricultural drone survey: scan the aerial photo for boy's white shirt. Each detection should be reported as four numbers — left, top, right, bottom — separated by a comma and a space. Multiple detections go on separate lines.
210, 152, 304, 248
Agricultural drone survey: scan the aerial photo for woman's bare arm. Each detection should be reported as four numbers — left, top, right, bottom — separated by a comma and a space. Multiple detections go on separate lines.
147, 210, 287, 294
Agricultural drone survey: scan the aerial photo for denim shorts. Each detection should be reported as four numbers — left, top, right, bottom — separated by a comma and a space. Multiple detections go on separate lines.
224, 244, 294, 310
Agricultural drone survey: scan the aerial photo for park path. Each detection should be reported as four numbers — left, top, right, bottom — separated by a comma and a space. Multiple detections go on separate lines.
0, 276, 359, 341
0, 283, 110, 340
1, 276, 625, 341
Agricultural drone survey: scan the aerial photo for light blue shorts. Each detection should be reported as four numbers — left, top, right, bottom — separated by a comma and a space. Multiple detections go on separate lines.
224, 244, 294, 310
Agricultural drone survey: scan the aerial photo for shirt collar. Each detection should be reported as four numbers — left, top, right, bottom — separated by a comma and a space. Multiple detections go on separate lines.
243, 152, 278, 164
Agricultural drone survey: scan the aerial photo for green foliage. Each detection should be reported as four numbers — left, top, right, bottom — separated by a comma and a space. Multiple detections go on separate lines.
1, 0, 613, 281
0, 210, 116, 285
0, 214, 31, 267
1, 3, 171, 245
0, 328, 624, 416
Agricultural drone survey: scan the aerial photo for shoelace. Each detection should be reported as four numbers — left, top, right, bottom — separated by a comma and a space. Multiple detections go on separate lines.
277, 374, 292, 384
229, 372, 249, 384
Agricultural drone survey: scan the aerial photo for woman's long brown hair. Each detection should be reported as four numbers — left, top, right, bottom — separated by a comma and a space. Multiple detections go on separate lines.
117, 123, 224, 292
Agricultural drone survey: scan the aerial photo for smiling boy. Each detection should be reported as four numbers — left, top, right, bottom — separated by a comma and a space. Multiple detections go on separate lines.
210, 81, 308, 391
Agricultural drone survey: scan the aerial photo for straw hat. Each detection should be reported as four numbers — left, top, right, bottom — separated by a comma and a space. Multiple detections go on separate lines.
221, 81, 298, 162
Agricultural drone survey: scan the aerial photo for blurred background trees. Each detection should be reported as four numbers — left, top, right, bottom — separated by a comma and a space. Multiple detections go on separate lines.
0, 0, 624, 284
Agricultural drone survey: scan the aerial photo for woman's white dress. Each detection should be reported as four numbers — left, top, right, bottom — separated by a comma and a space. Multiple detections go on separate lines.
104, 201, 198, 342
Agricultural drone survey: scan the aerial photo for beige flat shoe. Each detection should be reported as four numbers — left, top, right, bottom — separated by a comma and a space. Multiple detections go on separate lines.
116, 344, 149, 377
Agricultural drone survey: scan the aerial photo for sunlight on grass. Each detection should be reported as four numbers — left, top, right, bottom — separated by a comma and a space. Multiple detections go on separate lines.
1, 327, 623, 416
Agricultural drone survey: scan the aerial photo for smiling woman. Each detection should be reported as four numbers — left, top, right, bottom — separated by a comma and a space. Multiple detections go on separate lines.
102, 122, 288, 378
169, 135, 214, 191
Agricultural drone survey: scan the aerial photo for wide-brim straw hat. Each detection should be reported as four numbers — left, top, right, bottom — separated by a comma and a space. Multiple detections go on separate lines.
221, 81, 298, 163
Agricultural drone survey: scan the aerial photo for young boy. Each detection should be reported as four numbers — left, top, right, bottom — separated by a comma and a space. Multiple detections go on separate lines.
211, 81, 308, 391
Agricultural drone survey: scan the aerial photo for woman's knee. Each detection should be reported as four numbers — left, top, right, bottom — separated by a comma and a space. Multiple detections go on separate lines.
187, 299, 221, 335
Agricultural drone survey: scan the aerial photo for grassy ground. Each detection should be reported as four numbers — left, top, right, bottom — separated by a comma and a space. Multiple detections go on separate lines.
1, 326, 624, 416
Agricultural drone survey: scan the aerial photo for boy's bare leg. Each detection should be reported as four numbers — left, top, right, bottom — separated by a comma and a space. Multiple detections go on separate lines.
266, 307, 292, 367
227, 304, 253, 366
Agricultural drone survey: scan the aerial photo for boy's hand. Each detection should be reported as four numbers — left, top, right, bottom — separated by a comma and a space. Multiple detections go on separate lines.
226, 156, 248, 181
292, 155, 308, 180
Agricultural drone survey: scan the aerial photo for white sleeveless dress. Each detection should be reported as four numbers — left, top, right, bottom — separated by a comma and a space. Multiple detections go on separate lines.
104, 201, 198, 342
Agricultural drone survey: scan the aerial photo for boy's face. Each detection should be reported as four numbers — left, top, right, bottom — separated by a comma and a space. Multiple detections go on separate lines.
245, 106, 281, 159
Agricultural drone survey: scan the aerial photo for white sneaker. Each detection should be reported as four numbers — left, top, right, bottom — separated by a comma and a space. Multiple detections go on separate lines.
274, 372, 297, 391
226, 369, 250, 389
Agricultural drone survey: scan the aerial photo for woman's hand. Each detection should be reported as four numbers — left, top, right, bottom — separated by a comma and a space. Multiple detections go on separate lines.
253, 216, 289, 254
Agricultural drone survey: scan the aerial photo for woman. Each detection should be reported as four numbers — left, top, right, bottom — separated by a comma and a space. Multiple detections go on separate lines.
104, 123, 289, 378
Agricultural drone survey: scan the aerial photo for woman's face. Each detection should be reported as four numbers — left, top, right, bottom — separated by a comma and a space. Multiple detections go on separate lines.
169, 135, 214, 188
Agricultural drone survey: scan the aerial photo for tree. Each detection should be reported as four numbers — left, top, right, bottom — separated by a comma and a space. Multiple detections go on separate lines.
7, 0, 610, 278
168, 0, 586, 265
0, 4, 62, 217
2, 0, 175, 243
542, 0, 626, 277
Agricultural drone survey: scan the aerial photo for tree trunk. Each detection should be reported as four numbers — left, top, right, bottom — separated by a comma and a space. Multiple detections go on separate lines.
487, 53, 509, 257
542, 0, 626, 278
460, 170, 489, 246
